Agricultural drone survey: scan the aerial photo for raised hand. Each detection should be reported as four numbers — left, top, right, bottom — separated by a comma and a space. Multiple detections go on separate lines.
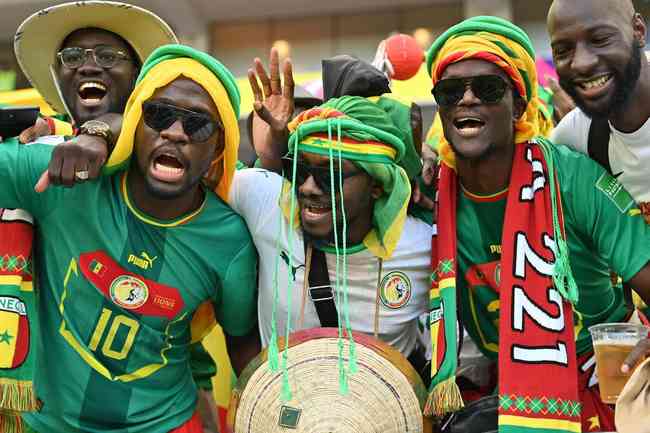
247, 47, 295, 171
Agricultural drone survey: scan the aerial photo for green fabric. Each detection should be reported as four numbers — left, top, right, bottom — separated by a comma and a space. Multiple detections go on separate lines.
456, 144, 650, 358
136, 44, 241, 118
189, 341, 216, 391
371, 96, 422, 180
425, 15, 536, 98
0, 141, 258, 433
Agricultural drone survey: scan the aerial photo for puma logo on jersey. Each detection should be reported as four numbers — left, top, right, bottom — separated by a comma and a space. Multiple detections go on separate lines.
489, 244, 501, 254
280, 251, 305, 279
127, 251, 158, 271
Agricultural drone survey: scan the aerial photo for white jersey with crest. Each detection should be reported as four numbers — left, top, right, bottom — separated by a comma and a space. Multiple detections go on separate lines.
229, 168, 431, 356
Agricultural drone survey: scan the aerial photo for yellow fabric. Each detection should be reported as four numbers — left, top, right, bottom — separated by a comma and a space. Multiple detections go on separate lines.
299, 135, 398, 160
107, 58, 239, 202
0, 311, 19, 368
429, 32, 551, 169
51, 118, 73, 136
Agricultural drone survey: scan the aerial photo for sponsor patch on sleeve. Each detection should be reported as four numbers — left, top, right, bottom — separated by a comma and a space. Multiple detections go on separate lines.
595, 172, 635, 213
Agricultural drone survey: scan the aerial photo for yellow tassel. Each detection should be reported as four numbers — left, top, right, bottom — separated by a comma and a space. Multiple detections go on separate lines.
0, 411, 24, 433
0, 380, 42, 412
423, 376, 464, 418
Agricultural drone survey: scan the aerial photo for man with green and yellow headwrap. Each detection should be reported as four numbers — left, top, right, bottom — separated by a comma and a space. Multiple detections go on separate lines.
0, 44, 259, 433
230, 78, 433, 374
425, 15, 650, 433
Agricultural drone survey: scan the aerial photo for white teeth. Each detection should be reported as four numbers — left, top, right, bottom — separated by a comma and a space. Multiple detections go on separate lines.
79, 82, 107, 92
458, 117, 482, 123
582, 75, 611, 90
154, 162, 183, 174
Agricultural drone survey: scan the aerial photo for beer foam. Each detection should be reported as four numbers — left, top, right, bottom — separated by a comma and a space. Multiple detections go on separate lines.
593, 338, 641, 346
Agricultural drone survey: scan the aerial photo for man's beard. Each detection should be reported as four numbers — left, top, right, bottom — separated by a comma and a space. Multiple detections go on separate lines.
560, 43, 642, 119
447, 138, 497, 162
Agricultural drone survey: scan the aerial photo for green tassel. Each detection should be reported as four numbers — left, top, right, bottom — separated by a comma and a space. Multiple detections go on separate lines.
268, 338, 279, 372
539, 138, 579, 305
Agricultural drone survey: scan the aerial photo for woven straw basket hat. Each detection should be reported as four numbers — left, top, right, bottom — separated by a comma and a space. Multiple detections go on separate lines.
14, 1, 177, 116
228, 328, 427, 433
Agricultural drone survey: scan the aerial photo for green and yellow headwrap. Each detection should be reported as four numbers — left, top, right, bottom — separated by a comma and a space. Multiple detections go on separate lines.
285, 95, 411, 260
425, 16, 552, 168
105, 44, 241, 202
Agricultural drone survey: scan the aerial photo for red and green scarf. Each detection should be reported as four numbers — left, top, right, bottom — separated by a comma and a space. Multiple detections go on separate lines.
427, 140, 582, 433
0, 209, 41, 433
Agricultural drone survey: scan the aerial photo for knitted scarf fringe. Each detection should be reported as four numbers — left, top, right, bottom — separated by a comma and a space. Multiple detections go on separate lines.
423, 376, 464, 418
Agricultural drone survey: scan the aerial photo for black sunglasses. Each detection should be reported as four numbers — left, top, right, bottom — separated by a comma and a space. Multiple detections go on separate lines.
432, 75, 511, 107
57, 45, 131, 69
142, 101, 222, 142
281, 157, 362, 193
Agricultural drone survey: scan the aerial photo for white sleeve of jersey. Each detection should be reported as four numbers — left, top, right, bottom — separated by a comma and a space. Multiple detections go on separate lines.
550, 108, 591, 155
229, 168, 283, 233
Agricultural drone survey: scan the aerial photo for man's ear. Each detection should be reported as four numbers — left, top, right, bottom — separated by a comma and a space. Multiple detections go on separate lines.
633, 13, 647, 48
513, 96, 527, 121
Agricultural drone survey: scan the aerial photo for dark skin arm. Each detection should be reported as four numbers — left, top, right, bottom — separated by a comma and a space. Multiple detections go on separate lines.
621, 263, 650, 372
34, 112, 121, 192
225, 328, 261, 377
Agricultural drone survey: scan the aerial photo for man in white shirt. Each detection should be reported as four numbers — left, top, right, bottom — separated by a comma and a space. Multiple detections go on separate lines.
548, 0, 650, 219
233, 54, 432, 365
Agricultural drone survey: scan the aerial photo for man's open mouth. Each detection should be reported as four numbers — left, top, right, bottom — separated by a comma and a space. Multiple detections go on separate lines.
150, 153, 186, 183
453, 116, 486, 137
574, 73, 614, 100
576, 73, 613, 90
78, 81, 108, 106
300, 201, 333, 224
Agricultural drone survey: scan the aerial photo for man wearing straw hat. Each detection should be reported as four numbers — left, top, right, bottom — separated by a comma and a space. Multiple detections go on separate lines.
425, 15, 650, 433
2, 3, 225, 431
2, 0, 170, 427
0, 44, 260, 433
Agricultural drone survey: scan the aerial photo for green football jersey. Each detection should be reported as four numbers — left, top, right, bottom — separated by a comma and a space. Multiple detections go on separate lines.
0, 141, 258, 433
456, 144, 650, 359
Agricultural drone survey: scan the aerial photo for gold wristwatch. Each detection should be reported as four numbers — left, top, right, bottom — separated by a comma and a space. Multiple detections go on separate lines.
79, 120, 113, 145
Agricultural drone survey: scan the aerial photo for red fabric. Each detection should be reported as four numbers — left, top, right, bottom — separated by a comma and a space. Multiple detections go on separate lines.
169, 411, 202, 433
577, 353, 616, 432
497, 143, 581, 428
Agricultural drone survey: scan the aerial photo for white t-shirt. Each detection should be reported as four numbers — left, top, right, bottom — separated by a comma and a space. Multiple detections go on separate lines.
229, 168, 431, 356
551, 108, 650, 209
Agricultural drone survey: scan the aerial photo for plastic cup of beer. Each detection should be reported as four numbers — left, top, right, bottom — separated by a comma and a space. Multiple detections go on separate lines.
589, 323, 649, 404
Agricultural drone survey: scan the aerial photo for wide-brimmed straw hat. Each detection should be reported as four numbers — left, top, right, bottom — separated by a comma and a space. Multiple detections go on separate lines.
14, 1, 178, 115
228, 328, 427, 433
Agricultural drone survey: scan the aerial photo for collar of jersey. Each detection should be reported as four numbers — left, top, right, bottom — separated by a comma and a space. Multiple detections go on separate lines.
315, 241, 367, 255
461, 183, 509, 202
120, 171, 207, 228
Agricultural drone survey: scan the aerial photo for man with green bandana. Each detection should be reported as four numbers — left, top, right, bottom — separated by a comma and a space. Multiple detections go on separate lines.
0, 44, 259, 433
425, 16, 650, 433
234, 57, 432, 366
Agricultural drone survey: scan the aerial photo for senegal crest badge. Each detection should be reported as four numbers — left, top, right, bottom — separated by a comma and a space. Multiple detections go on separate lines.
379, 271, 412, 309
109, 275, 149, 310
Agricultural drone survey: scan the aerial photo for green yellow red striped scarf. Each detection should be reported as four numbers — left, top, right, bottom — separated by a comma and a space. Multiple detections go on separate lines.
424, 17, 581, 433
0, 207, 41, 433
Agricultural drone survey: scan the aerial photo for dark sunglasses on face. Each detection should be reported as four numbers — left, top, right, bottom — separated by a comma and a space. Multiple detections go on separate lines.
142, 101, 222, 142
432, 74, 511, 107
281, 157, 362, 193
57, 45, 132, 69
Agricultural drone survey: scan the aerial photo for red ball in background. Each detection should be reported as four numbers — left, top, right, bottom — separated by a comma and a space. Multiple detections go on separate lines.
385, 34, 424, 81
